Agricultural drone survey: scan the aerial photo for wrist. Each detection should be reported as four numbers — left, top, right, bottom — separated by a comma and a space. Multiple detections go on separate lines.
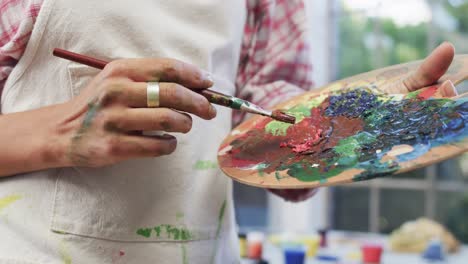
39, 103, 73, 169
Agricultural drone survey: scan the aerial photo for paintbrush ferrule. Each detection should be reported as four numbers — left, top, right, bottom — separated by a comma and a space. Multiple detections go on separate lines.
239, 103, 272, 117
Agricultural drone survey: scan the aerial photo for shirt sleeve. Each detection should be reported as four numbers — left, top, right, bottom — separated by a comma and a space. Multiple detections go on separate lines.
234, 0, 314, 124
0, 0, 42, 97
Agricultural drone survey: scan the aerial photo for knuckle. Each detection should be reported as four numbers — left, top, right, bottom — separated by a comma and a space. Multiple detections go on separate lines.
161, 59, 182, 80
102, 112, 123, 132
158, 111, 175, 128
194, 97, 210, 116
103, 60, 127, 77
105, 136, 123, 156
99, 80, 125, 105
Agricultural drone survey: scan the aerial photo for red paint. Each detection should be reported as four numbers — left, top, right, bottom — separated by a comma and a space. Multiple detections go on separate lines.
221, 100, 364, 174
119, 250, 125, 257
271, 109, 296, 124
247, 242, 263, 259
362, 244, 383, 264
417, 85, 438, 100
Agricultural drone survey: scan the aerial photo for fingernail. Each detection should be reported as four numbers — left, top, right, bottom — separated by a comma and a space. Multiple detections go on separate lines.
209, 104, 217, 118
204, 72, 214, 86
441, 80, 458, 97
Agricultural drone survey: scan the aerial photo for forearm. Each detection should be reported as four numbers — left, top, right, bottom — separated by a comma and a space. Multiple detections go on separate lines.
0, 104, 67, 177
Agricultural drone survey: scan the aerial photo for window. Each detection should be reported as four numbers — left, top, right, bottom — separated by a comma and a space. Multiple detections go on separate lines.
331, 0, 468, 242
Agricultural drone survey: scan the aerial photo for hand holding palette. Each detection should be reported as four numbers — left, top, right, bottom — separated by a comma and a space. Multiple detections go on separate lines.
218, 55, 468, 189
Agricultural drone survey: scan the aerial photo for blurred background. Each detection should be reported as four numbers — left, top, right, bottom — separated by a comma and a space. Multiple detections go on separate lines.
234, 0, 468, 244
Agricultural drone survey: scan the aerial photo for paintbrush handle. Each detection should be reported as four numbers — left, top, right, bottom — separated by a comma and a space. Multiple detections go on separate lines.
53, 48, 236, 108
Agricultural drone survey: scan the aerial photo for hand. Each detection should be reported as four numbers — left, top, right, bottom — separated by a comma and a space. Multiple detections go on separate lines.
53, 58, 216, 167
268, 188, 318, 202
381, 42, 458, 97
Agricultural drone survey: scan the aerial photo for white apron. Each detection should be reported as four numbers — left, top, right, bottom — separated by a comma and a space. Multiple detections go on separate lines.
0, 0, 245, 263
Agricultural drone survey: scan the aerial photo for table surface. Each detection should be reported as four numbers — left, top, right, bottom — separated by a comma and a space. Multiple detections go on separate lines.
258, 231, 468, 264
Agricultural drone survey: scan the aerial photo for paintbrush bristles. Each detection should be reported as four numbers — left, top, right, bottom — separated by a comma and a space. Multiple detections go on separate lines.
271, 110, 296, 124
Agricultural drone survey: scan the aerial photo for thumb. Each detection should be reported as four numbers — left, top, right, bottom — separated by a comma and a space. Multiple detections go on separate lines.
403, 42, 455, 92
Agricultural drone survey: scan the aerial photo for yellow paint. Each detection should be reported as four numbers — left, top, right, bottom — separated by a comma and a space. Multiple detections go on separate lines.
0, 194, 22, 212
59, 241, 72, 264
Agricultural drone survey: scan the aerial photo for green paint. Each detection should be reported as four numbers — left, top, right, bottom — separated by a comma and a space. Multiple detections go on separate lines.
53, 230, 68, 235
69, 101, 102, 166
136, 228, 152, 238
230, 98, 245, 110
265, 121, 291, 136
256, 163, 269, 177
81, 102, 101, 131
137, 225, 192, 241
210, 199, 227, 264
264, 97, 327, 136
154, 226, 161, 237
406, 89, 422, 99
275, 171, 288, 181
304, 93, 328, 108
176, 212, 184, 220
181, 244, 188, 264
193, 160, 218, 170
284, 163, 344, 182
353, 160, 399, 181
0, 194, 21, 212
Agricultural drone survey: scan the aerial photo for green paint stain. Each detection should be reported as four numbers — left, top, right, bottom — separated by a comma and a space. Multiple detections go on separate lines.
176, 212, 184, 220
231, 98, 245, 110
210, 199, 227, 264
181, 244, 188, 264
256, 163, 269, 177
193, 160, 218, 170
136, 228, 152, 238
137, 225, 192, 241
154, 226, 161, 237
81, 102, 101, 131
406, 89, 422, 99
284, 163, 344, 182
304, 93, 328, 108
265, 121, 291, 136
0, 194, 22, 212
275, 171, 288, 181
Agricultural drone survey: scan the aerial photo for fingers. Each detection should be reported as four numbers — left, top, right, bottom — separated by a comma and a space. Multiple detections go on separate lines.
112, 134, 178, 158
403, 42, 455, 92
98, 80, 216, 120
105, 108, 193, 133
439, 80, 458, 97
102, 58, 213, 89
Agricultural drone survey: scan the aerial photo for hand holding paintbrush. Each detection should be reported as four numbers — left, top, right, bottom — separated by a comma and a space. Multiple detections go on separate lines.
53, 48, 295, 124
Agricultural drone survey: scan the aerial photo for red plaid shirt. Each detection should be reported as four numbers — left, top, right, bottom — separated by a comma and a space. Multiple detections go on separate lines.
0, 0, 313, 121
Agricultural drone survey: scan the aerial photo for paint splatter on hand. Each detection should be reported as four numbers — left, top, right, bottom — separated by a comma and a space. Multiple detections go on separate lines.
268, 188, 318, 202
53, 58, 216, 168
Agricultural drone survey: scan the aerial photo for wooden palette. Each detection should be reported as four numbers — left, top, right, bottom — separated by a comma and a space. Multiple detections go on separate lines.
218, 55, 468, 189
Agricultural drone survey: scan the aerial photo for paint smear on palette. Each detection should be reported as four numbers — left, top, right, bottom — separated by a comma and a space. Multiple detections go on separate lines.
220, 87, 468, 183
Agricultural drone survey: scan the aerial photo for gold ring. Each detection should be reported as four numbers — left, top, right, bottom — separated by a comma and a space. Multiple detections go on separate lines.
147, 82, 160, 107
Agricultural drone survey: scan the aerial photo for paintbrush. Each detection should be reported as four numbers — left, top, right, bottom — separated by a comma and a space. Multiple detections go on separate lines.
52, 48, 295, 124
